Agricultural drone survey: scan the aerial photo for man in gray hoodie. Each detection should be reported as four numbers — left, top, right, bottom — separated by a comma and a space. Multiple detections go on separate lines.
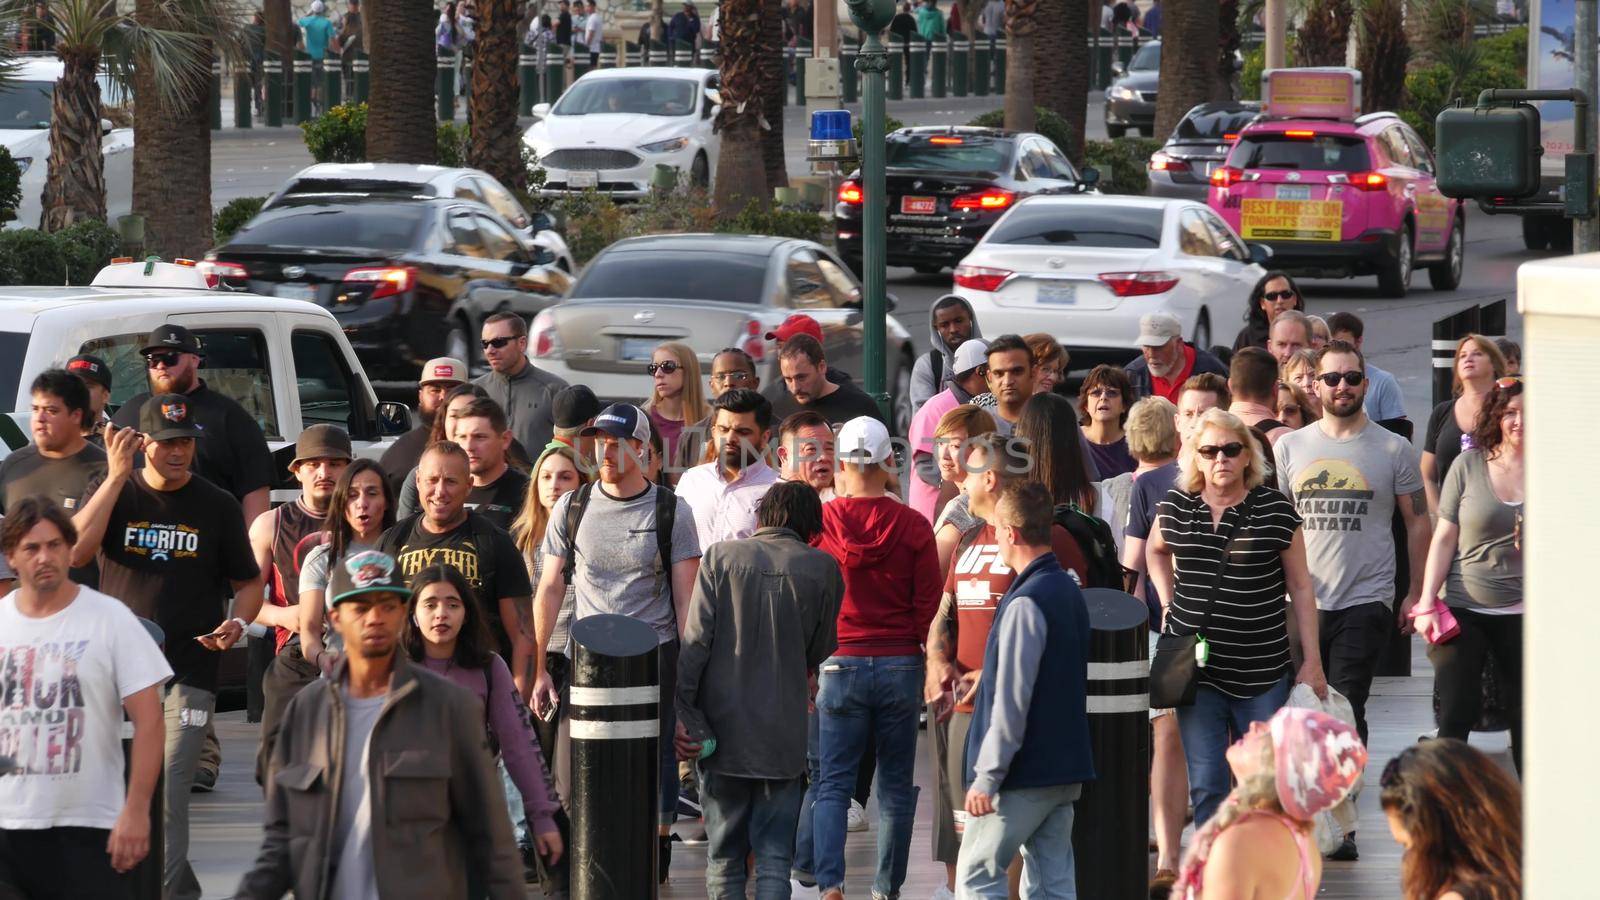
910, 295, 982, 413
675, 480, 843, 899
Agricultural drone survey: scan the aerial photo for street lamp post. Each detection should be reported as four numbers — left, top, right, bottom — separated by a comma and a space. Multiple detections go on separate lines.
846, 0, 897, 420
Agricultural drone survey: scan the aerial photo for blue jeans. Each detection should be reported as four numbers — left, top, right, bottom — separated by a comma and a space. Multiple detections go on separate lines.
791, 707, 821, 881
700, 767, 806, 899
500, 760, 529, 847
813, 654, 923, 897
955, 783, 1082, 899
1176, 675, 1290, 827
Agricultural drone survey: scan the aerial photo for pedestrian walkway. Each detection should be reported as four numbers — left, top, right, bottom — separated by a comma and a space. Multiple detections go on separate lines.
190, 642, 1510, 898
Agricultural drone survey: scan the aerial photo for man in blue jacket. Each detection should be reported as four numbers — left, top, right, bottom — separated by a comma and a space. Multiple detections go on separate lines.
958, 480, 1095, 898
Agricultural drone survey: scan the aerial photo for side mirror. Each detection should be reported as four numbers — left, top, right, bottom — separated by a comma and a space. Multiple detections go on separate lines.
376, 400, 413, 436
101, 118, 113, 135
1112, 60, 1126, 76
704, 88, 722, 107
1247, 243, 1274, 265
1079, 166, 1102, 188
531, 102, 552, 118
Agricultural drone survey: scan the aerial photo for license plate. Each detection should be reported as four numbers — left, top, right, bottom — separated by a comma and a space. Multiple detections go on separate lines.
900, 195, 937, 215
569, 171, 599, 189
275, 284, 315, 302
1037, 282, 1077, 305
619, 337, 658, 361
1275, 185, 1312, 200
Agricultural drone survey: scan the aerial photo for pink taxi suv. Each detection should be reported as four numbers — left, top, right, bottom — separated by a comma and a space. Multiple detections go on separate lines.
1207, 112, 1464, 298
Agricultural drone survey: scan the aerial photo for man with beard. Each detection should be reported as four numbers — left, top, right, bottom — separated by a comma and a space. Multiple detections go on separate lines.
250, 425, 352, 782
676, 388, 778, 549
380, 356, 468, 496
1124, 313, 1227, 404
771, 335, 883, 426
910, 295, 982, 413
1273, 339, 1430, 861
981, 335, 1036, 436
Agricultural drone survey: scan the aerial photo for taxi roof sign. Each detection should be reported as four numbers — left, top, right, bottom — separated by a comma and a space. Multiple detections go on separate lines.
1261, 67, 1362, 121
91, 257, 215, 291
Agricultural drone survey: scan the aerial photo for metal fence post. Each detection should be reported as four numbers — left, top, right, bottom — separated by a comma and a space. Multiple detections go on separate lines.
908, 42, 927, 99
975, 40, 990, 96
842, 46, 859, 103
951, 35, 969, 96
293, 52, 314, 123
931, 40, 947, 99
887, 49, 903, 101
520, 53, 539, 115
352, 52, 370, 103
993, 38, 1006, 94
265, 52, 284, 127
544, 60, 566, 103
232, 62, 252, 129
323, 61, 342, 109
209, 60, 223, 130
437, 54, 456, 121
569, 614, 661, 900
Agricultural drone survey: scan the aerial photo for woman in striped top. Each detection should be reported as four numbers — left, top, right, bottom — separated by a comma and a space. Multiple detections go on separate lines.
1148, 408, 1327, 828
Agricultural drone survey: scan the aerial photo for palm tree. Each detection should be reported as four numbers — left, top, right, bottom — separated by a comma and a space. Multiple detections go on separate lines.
467, 0, 523, 189
366, 0, 437, 162
713, 0, 768, 215
1003, 0, 1038, 132
2, 0, 214, 233
1033, 0, 1088, 160
1152, 0, 1218, 139
1356, 0, 1408, 112
1294, 0, 1353, 67
759, 0, 786, 193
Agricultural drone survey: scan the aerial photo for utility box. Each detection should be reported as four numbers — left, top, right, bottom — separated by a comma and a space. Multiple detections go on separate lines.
1436, 103, 1544, 200
806, 56, 842, 102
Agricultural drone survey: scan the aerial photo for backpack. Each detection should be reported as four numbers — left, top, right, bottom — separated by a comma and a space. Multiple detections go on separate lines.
1053, 502, 1129, 591
560, 482, 677, 588
925, 348, 945, 392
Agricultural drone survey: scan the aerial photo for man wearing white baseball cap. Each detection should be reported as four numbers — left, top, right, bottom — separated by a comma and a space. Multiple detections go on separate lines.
810, 415, 941, 900
907, 338, 989, 524
1123, 312, 1227, 405
379, 357, 467, 494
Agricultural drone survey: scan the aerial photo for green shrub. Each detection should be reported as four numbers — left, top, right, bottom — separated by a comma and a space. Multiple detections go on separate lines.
1084, 138, 1162, 195
0, 228, 67, 285
54, 220, 124, 284
301, 102, 367, 163
437, 121, 471, 168
0, 147, 22, 225
1401, 27, 1526, 145
716, 202, 828, 242
1240, 35, 1298, 100
967, 107, 1079, 158
853, 115, 905, 146
554, 190, 630, 266
214, 196, 267, 245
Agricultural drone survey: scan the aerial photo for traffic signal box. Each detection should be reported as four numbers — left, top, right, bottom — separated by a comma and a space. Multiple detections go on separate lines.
1435, 103, 1544, 200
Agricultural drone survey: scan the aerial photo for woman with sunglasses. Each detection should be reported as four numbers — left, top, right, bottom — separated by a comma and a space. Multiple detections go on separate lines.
1147, 408, 1326, 828
1410, 378, 1524, 772
1275, 381, 1318, 431
1380, 739, 1521, 900
642, 341, 708, 475
1422, 335, 1508, 517
1078, 364, 1138, 478
1233, 272, 1304, 353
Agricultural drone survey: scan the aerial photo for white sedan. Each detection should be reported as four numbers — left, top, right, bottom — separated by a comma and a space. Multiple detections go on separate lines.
1, 59, 132, 230
522, 67, 720, 200
951, 196, 1268, 369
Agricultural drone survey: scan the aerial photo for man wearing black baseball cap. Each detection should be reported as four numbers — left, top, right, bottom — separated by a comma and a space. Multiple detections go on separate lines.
66, 353, 113, 443
239, 551, 525, 898
71, 395, 264, 900
110, 324, 275, 528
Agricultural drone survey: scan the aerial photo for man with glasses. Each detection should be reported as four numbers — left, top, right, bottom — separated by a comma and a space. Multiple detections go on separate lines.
1273, 339, 1430, 861
674, 348, 762, 471
475, 311, 569, 455
1125, 312, 1227, 404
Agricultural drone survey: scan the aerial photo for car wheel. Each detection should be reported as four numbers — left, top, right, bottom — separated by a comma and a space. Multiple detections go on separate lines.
1191, 309, 1212, 351
1521, 216, 1550, 251
1107, 123, 1127, 139
1377, 223, 1413, 298
1551, 217, 1575, 252
1428, 217, 1464, 291
892, 362, 913, 437
690, 153, 710, 189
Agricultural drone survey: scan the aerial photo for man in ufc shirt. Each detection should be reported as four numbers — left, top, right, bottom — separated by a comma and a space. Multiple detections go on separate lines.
923, 433, 1086, 891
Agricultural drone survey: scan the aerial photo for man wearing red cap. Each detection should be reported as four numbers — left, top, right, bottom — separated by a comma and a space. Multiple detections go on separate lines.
759, 315, 859, 411
770, 334, 884, 427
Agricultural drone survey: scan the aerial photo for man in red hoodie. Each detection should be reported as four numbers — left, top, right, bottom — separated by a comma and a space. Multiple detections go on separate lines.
811, 415, 941, 900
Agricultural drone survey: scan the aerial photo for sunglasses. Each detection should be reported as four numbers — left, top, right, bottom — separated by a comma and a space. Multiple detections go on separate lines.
647, 361, 682, 375
481, 336, 519, 350
1496, 376, 1523, 389
1197, 442, 1245, 460
1316, 370, 1365, 387
145, 351, 184, 369
1088, 387, 1122, 399
1263, 289, 1297, 302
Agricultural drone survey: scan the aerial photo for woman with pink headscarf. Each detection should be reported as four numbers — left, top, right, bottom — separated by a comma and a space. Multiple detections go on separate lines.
1168, 707, 1367, 900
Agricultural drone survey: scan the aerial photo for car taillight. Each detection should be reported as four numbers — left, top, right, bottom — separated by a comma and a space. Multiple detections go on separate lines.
953, 264, 1012, 292
199, 260, 248, 288
838, 179, 863, 205
1149, 152, 1190, 172
342, 266, 415, 299
1210, 166, 1243, 188
530, 309, 562, 358
740, 319, 766, 362
1350, 170, 1388, 191
951, 189, 1015, 211
1098, 271, 1180, 296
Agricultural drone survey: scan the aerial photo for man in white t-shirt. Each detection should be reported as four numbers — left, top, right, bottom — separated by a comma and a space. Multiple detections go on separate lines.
0, 497, 171, 897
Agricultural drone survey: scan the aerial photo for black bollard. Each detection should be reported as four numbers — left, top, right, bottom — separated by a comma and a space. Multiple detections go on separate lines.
569, 614, 661, 900
126, 617, 165, 900
1073, 588, 1150, 900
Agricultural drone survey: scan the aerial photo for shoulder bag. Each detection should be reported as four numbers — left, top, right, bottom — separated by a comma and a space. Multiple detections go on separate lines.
1149, 491, 1256, 708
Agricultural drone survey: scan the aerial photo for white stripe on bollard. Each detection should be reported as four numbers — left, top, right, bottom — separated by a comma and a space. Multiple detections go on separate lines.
570, 719, 660, 740
1432, 339, 1461, 351
1087, 693, 1150, 714
1087, 660, 1149, 680
569, 685, 660, 706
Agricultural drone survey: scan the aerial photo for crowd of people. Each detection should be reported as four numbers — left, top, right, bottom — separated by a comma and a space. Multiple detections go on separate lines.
0, 267, 1525, 900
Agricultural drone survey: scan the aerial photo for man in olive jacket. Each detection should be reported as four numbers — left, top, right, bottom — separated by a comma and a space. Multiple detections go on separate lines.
237, 550, 524, 900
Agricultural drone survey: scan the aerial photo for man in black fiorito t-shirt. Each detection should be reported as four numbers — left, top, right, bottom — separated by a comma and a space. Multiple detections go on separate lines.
381, 441, 534, 689
769, 334, 885, 427
71, 394, 263, 900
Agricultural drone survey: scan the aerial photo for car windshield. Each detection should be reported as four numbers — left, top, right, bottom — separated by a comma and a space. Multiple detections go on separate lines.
0, 77, 126, 129
986, 204, 1163, 248
886, 136, 1013, 173
553, 78, 699, 116
230, 205, 426, 252
1130, 43, 1160, 70
1233, 133, 1371, 171
0, 331, 27, 412
1174, 108, 1258, 141
572, 250, 768, 303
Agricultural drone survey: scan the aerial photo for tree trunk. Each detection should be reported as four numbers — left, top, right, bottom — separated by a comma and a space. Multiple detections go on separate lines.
133, 0, 214, 257
263, 0, 293, 119
1004, 0, 1038, 132
1034, 0, 1088, 160
468, 0, 523, 189
714, 0, 770, 216
41, 50, 105, 231
366, 0, 438, 162
1294, 0, 1353, 68
1217, 0, 1240, 101
1357, 0, 1409, 113
1153, 0, 1218, 139
759, 0, 786, 195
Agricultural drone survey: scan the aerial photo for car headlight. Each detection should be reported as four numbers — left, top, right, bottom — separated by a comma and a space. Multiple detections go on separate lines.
1112, 86, 1138, 101
638, 137, 690, 154
14, 157, 30, 175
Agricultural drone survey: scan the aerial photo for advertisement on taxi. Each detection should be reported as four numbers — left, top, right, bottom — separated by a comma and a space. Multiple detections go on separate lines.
1261, 68, 1361, 120
1239, 199, 1343, 241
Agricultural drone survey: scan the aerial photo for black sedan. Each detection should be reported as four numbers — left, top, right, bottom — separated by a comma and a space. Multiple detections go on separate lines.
204, 196, 572, 385
834, 126, 1098, 275
1146, 101, 1262, 201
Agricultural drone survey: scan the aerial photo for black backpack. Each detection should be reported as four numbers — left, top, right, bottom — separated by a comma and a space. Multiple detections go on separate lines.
560, 482, 677, 586
925, 348, 944, 391
1053, 502, 1129, 591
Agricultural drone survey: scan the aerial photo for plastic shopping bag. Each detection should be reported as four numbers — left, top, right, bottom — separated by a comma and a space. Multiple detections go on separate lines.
1284, 682, 1361, 854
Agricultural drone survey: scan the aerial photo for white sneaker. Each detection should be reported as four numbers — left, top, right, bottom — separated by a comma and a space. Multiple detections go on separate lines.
846, 799, 868, 832
931, 886, 957, 900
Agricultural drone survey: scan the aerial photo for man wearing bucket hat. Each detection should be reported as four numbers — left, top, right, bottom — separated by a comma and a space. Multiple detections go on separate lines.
71, 395, 264, 900
251, 425, 354, 782
238, 551, 525, 899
